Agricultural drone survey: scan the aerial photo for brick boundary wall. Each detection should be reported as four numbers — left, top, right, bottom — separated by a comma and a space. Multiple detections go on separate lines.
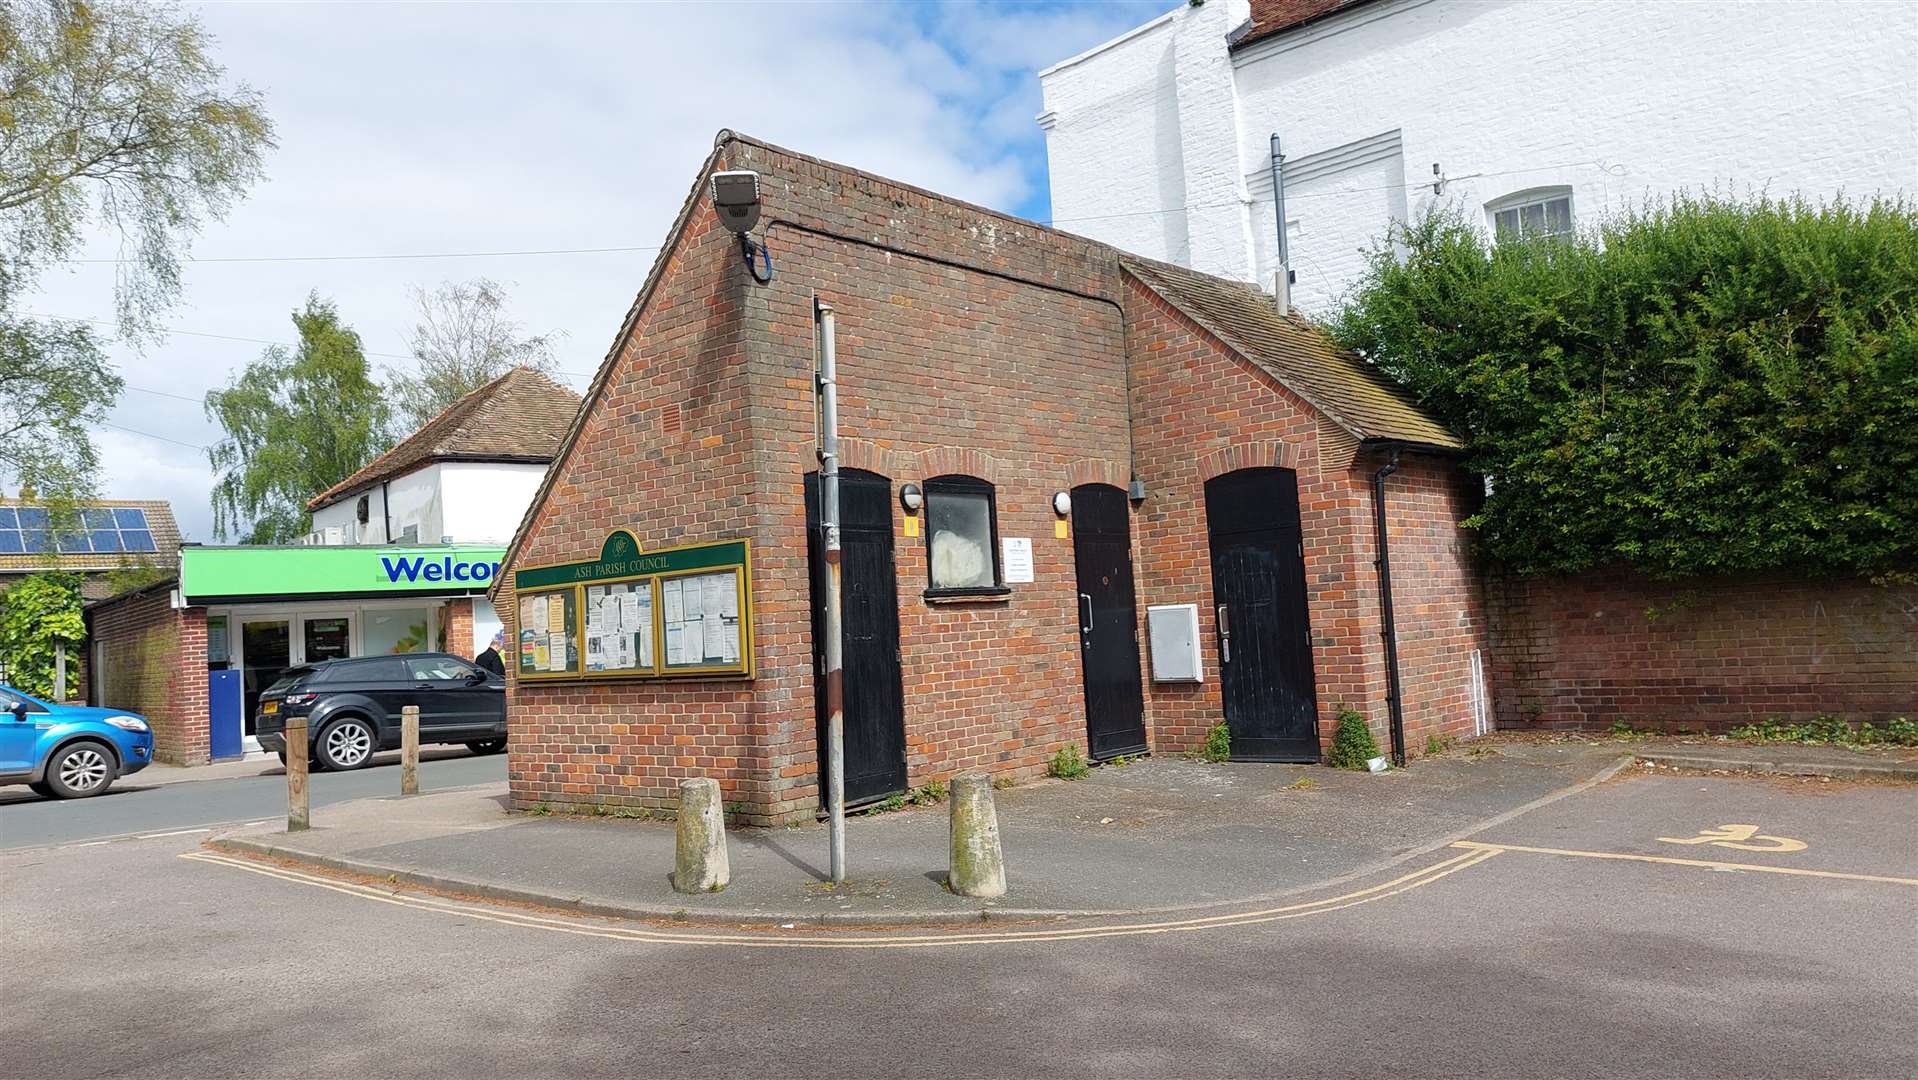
87, 587, 210, 765
1488, 569, 1918, 731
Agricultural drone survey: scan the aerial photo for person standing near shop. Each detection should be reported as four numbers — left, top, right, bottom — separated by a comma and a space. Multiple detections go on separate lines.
475, 631, 506, 677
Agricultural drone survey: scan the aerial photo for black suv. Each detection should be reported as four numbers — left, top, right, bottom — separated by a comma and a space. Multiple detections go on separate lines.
254, 653, 507, 771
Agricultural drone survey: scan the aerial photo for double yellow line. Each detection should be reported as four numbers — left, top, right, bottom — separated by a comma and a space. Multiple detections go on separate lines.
180, 845, 1501, 950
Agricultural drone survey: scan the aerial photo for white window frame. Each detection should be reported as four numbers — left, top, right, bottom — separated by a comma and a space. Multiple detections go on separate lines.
1487, 186, 1574, 242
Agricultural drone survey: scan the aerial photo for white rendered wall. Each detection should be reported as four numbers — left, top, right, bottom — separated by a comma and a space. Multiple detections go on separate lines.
1040, 0, 1918, 312
436, 462, 546, 544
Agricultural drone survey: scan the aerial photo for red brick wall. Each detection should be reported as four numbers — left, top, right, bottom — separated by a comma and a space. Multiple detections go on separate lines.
443, 598, 474, 660
1490, 570, 1918, 731
503, 192, 764, 819
88, 589, 210, 765
1384, 454, 1494, 749
1124, 281, 1490, 757
743, 225, 1134, 820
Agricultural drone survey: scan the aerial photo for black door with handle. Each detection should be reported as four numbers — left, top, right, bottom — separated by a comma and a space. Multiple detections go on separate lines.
1205, 467, 1320, 762
806, 470, 908, 807
1071, 484, 1147, 760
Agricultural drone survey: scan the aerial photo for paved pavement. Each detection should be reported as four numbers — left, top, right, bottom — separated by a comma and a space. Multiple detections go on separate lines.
212, 742, 1631, 922
3, 767, 1912, 1079
0, 749, 504, 849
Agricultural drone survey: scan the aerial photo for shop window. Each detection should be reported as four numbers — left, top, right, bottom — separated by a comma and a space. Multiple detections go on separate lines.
1488, 186, 1574, 242
924, 475, 1006, 597
363, 607, 432, 654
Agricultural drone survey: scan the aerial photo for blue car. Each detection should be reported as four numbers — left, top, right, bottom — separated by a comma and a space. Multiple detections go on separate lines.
0, 684, 154, 799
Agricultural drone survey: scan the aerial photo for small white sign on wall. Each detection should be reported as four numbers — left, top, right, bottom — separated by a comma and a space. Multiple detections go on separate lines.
1001, 537, 1035, 583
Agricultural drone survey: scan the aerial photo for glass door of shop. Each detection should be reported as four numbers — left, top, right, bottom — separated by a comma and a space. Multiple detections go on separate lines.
239, 619, 292, 735
234, 613, 357, 734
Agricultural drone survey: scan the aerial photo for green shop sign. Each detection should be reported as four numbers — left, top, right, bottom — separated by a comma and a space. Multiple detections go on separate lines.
180, 544, 507, 602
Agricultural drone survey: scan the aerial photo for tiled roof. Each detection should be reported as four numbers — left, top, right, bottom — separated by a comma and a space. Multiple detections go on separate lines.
1233, 0, 1377, 49
1121, 256, 1461, 450
308, 367, 581, 511
0, 499, 183, 581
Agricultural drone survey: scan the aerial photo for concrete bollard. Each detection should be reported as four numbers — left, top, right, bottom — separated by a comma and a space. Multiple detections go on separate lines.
948, 773, 1006, 898
400, 705, 419, 796
672, 778, 730, 893
285, 716, 310, 832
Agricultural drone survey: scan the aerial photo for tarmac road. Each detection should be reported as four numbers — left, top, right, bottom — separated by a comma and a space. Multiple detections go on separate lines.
0, 750, 505, 849
2, 770, 1912, 1079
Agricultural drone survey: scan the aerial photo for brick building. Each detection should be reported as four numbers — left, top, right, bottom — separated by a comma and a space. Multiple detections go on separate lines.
494, 132, 1490, 825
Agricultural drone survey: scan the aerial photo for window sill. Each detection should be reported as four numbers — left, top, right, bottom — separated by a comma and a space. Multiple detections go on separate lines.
923, 587, 1012, 605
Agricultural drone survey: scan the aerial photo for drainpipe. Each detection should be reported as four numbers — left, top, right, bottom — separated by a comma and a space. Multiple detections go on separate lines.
380, 480, 393, 544
1269, 132, 1291, 316
1373, 448, 1406, 766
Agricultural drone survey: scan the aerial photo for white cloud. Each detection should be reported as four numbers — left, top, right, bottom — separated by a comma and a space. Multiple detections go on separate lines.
24, 0, 1163, 543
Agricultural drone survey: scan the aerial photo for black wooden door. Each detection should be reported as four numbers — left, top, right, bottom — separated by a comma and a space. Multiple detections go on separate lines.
1205, 468, 1320, 762
806, 470, 908, 806
1072, 484, 1147, 760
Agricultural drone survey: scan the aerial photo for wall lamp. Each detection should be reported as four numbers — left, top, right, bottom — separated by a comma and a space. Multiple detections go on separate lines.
899, 483, 923, 514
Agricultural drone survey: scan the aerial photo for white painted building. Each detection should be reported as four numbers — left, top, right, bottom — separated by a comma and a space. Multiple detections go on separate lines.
1038, 0, 1918, 312
304, 367, 581, 648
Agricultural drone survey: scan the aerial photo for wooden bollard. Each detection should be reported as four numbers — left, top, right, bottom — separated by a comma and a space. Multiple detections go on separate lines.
285, 715, 310, 832
401, 705, 420, 796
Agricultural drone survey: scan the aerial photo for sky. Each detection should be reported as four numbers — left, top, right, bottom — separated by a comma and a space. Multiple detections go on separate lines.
26, 0, 1166, 543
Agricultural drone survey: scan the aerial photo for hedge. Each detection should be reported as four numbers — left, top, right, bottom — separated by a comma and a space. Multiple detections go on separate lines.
1328, 194, 1918, 579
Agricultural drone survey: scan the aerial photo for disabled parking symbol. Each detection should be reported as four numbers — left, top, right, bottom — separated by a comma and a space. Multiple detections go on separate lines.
1656, 824, 1808, 853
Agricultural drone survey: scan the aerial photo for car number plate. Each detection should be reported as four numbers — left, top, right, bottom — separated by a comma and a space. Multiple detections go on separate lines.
262, 700, 279, 714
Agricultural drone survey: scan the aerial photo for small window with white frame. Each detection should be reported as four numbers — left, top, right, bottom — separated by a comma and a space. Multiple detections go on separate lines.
1488, 186, 1574, 242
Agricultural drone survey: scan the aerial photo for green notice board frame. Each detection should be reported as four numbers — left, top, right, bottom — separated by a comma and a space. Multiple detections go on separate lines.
512, 530, 753, 681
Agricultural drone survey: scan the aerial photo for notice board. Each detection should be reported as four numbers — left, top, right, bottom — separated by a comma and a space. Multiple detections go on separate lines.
512, 530, 753, 682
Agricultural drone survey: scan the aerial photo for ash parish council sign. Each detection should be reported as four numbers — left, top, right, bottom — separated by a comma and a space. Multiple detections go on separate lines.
511, 530, 754, 681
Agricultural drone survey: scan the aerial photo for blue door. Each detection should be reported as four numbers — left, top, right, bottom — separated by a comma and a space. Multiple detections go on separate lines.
209, 669, 243, 760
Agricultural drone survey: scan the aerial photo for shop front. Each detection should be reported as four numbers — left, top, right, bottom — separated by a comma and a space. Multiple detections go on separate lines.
87, 543, 506, 764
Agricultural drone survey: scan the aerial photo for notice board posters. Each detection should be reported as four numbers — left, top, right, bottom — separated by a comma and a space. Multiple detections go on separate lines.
511, 530, 753, 682
516, 586, 579, 679
660, 568, 744, 673
584, 580, 655, 674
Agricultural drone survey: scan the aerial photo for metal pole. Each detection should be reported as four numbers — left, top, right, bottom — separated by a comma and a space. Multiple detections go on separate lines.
401, 704, 420, 796
817, 298, 847, 885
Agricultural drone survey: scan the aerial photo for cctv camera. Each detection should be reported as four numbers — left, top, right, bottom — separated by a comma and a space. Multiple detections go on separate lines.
711, 170, 761, 234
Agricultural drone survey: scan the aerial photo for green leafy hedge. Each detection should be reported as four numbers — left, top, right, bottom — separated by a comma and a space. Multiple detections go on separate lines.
1329, 195, 1918, 579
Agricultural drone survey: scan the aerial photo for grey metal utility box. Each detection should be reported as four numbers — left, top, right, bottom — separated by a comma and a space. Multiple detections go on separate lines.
1146, 603, 1203, 683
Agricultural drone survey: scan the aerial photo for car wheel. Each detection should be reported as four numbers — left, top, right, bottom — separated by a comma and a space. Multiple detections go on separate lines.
276, 750, 289, 767
44, 741, 118, 799
316, 717, 376, 771
466, 739, 507, 756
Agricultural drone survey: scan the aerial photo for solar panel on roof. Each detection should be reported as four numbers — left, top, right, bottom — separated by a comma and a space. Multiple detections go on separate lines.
0, 506, 162, 556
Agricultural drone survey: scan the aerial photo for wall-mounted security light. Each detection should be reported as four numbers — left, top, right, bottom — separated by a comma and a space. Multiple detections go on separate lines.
711, 170, 772, 283
1051, 491, 1072, 517
899, 483, 924, 514
711, 170, 761, 234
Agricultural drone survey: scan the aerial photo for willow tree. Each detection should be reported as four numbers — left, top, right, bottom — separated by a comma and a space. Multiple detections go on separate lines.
205, 295, 391, 543
0, 0, 274, 503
